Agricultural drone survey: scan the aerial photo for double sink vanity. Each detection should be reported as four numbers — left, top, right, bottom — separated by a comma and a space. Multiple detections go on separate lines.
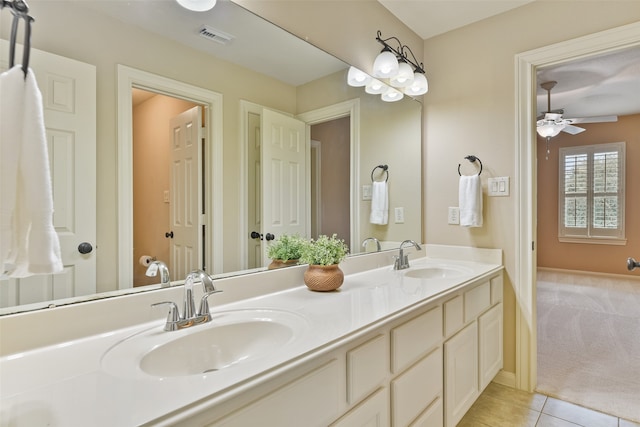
0, 245, 503, 426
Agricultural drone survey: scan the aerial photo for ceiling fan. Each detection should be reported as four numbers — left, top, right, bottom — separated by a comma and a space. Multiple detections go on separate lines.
536, 80, 617, 138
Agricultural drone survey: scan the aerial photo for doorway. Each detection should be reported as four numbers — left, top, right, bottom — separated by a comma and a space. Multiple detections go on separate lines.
131, 89, 202, 286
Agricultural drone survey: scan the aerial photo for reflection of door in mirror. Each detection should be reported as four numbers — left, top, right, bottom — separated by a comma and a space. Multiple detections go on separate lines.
131, 90, 201, 286
0, 44, 97, 309
242, 104, 308, 269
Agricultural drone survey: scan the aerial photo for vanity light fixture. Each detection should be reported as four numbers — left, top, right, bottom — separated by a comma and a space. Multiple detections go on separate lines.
348, 31, 429, 102
176, 0, 216, 12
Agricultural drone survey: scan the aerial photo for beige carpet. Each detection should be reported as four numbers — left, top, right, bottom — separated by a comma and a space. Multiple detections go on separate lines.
536, 270, 640, 423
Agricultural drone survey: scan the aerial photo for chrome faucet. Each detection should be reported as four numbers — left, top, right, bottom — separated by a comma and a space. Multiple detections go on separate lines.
362, 237, 381, 252
394, 240, 422, 270
152, 269, 222, 331
145, 260, 171, 287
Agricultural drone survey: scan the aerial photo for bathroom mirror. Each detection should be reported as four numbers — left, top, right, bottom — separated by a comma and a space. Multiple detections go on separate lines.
0, 0, 422, 314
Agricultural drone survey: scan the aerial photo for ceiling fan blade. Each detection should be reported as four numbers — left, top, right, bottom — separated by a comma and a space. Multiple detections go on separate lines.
562, 124, 586, 135
568, 115, 618, 124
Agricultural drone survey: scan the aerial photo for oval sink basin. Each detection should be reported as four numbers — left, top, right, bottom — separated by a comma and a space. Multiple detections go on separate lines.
404, 266, 472, 280
101, 309, 308, 379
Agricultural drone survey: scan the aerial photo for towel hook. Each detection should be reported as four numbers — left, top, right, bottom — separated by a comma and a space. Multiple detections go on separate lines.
458, 155, 482, 176
371, 164, 389, 182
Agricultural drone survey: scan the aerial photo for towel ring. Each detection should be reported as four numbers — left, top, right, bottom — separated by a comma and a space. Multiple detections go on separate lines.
371, 164, 389, 182
458, 155, 482, 176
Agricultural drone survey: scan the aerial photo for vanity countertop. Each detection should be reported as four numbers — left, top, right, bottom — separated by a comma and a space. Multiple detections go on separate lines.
0, 255, 502, 426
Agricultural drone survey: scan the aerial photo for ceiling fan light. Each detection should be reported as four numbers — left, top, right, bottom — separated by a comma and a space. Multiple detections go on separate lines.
405, 71, 428, 96
381, 86, 404, 102
390, 60, 414, 87
365, 78, 387, 95
373, 49, 399, 78
537, 123, 564, 138
347, 66, 371, 87
176, 0, 216, 12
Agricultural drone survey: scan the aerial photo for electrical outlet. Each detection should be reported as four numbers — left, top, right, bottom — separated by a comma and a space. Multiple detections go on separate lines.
448, 207, 460, 225
394, 207, 405, 223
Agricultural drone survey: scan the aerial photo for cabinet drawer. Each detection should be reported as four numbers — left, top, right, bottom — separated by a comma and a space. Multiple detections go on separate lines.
347, 334, 388, 404
444, 295, 463, 338
391, 348, 442, 427
391, 306, 442, 373
213, 359, 342, 427
490, 275, 503, 305
331, 387, 390, 427
464, 281, 490, 322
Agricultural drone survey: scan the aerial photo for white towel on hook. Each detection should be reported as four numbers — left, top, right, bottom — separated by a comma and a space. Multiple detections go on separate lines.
369, 181, 389, 225
459, 175, 483, 227
1, 65, 63, 277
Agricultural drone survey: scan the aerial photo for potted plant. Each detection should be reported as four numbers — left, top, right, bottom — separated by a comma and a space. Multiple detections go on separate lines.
266, 233, 307, 269
299, 234, 349, 291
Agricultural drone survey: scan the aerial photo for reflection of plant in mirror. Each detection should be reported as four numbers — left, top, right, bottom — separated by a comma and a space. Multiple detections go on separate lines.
267, 234, 307, 262
299, 234, 349, 266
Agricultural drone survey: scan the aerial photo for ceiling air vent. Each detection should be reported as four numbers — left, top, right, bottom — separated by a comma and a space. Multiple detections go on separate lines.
198, 25, 234, 45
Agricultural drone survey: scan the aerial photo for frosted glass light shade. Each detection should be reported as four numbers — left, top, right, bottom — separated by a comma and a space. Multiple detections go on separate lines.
347, 66, 371, 87
405, 72, 428, 96
176, 0, 216, 11
381, 86, 403, 102
537, 123, 564, 138
390, 61, 414, 87
365, 79, 387, 95
373, 50, 399, 78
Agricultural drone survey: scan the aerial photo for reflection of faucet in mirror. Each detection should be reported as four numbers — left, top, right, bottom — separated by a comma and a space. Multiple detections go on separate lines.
394, 240, 422, 270
362, 237, 381, 252
145, 260, 171, 287
152, 270, 222, 331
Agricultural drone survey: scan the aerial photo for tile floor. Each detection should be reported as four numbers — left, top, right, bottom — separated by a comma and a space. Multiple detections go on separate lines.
458, 382, 640, 427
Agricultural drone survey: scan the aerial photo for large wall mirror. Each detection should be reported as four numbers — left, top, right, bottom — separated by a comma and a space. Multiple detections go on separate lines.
0, 0, 422, 314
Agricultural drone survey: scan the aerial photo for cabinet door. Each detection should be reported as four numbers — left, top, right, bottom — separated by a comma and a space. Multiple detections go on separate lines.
444, 322, 478, 427
479, 303, 503, 391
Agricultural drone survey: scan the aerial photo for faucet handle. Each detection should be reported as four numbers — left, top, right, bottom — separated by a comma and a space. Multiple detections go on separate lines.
198, 290, 224, 321
151, 301, 180, 331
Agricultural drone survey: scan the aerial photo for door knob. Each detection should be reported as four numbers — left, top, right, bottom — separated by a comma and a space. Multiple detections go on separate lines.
628, 257, 640, 271
250, 231, 262, 240
165, 231, 174, 239
265, 233, 275, 241
78, 242, 93, 254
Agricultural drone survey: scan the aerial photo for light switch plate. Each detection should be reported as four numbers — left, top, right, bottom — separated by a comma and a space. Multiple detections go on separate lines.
362, 184, 372, 201
394, 207, 405, 223
448, 207, 460, 225
488, 177, 510, 197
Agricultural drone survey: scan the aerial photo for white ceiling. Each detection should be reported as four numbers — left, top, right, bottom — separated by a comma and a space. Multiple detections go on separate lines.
378, 0, 640, 118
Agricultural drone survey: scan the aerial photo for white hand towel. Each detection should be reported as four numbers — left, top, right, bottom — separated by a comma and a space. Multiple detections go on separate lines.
1, 66, 63, 277
459, 175, 483, 227
369, 181, 389, 225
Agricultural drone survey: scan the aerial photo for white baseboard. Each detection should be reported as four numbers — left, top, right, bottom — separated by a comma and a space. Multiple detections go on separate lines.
537, 267, 640, 283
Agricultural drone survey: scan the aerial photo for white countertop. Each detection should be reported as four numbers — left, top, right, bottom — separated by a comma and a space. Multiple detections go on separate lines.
0, 256, 502, 426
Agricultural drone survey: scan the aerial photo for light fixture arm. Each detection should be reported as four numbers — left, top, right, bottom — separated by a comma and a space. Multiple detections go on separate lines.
376, 30, 425, 74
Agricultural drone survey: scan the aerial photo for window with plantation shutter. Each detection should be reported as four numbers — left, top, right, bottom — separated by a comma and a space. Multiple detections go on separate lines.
558, 142, 626, 244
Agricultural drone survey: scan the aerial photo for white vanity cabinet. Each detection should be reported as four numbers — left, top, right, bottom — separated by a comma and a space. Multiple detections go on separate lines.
443, 275, 503, 427
188, 272, 503, 427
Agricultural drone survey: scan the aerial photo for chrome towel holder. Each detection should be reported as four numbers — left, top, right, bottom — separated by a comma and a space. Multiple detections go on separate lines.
458, 155, 483, 176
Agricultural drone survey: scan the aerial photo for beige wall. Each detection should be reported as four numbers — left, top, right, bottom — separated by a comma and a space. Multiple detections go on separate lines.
537, 114, 640, 276
132, 94, 198, 286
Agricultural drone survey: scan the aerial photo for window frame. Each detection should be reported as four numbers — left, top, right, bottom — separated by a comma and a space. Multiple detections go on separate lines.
558, 141, 626, 245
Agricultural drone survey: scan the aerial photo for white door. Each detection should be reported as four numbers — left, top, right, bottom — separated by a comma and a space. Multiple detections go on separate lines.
0, 43, 96, 308
169, 106, 202, 279
247, 111, 262, 268
261, 109, 307, 265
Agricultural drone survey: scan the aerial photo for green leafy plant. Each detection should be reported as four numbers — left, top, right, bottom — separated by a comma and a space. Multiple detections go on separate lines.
267, 233, 307, 261
299, 234, 349, 266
